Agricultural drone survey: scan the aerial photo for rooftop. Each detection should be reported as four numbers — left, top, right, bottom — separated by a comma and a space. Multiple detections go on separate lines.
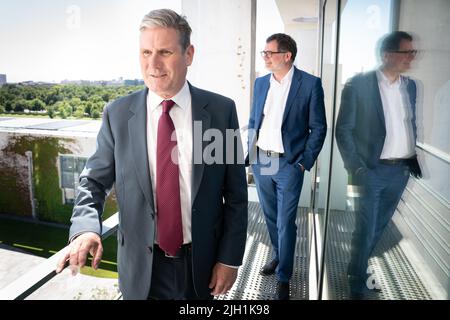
0, 117, 101, 138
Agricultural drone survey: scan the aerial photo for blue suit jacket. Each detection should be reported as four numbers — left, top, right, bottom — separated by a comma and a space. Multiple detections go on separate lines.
69, 84, 248, 299
336, 70, 417, 174
247, 67, 327, 170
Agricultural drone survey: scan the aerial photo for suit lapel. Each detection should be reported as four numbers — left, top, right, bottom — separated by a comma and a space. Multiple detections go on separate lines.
190, 84, 211, 206
254, 77, 270, 130
368, 71, 386, 128
128, 88, 155, 210
282, 67, 303, 124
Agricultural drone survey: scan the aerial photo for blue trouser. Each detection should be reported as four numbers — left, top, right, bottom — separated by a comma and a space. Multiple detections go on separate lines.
252, 153, 304, 283
348, 162, 410, 293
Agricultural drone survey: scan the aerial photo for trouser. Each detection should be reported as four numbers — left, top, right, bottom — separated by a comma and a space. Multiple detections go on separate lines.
252, 152, 304, 283
347, 162, 409, 292
148, 243, 211, 300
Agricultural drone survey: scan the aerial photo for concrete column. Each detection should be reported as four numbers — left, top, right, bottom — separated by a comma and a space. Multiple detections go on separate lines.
182, 0, 255, 131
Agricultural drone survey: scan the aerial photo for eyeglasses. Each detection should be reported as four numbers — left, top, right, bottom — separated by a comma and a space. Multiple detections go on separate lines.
389, 50, 418, 57
260, 50, 287, 58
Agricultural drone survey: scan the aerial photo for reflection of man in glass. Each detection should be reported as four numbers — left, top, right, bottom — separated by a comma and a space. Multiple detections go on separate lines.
336, 31, 422, 299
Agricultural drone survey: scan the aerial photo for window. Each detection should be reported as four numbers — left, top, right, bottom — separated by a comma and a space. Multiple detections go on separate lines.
59, 155, 87, 204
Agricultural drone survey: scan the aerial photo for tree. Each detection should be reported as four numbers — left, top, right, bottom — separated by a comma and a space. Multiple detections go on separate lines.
74, 105, 86, 118
13, 99, 29, 112
31, 98, 46, 111
92, 109, 101, 119
47, 105, 56, 118
84, 102, 93, 117
69, 98, 82, 113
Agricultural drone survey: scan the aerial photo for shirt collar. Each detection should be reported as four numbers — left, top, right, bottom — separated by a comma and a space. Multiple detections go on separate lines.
147, 81, 190, 112
376, 69, 402, 87
270, 65, 294, 85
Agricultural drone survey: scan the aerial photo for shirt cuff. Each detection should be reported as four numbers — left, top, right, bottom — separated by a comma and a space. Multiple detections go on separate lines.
219, 262, 239, 269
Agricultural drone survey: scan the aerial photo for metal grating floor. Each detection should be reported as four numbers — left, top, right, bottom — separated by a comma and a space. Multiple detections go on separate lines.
325, 209, 432, 300
216, 202, 309, 300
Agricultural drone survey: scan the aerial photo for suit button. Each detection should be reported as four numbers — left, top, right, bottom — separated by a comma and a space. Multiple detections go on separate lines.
151, 212, 155, 219
148, 246, 153, 254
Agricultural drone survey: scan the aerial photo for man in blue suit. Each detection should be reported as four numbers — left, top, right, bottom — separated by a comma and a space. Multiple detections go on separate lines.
247, 33, 327, 300
336, 31, 422, 299
56, 9, 248, 300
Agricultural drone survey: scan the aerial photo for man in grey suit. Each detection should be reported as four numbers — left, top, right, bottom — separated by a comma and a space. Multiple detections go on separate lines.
56, 9, 248, 300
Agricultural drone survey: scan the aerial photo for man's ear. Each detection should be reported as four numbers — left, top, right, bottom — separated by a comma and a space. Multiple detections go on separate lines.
186, 44, 194, 66
285, 51, 293, 63
381, 52, 389, 65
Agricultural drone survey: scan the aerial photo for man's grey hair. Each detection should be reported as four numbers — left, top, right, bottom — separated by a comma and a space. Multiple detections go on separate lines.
140, 9, 192, 51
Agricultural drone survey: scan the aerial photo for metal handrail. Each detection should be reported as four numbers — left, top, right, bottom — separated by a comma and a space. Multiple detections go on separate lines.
416, 142, 450, 164
0, 212, 119, 300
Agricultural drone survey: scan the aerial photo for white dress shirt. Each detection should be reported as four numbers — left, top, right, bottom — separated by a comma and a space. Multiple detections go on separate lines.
146, 81, 193, 244
376, 69, 415, 159
257, 66, 294, 153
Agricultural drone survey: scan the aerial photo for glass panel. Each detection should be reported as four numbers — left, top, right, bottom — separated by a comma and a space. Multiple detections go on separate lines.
324, 0, 394, 300
314, 0, 338, 298
322, 0, 449, 300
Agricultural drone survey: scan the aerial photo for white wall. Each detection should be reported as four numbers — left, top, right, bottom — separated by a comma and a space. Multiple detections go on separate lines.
396, 0, 450, 297
182, 0, 254, 131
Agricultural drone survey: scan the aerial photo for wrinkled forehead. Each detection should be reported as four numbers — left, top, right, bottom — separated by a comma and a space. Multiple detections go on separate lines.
139, 27, 182, 48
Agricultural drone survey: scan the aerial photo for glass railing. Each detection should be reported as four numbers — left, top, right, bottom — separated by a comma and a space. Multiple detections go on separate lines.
0, 213, 119, 300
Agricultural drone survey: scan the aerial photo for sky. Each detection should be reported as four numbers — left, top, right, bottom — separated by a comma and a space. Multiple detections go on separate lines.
1, 0, 278, 83
339, 0, 391, 83
0, 0, 181, 83
0, 0, 391, 84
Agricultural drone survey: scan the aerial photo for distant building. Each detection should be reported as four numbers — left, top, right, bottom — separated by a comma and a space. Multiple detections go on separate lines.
0, 117, 117, 223
0, 74, 6, 86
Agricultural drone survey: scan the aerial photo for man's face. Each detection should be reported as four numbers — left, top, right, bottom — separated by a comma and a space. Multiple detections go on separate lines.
263, 40, 291, 73
140, 27, 194, 98
383, 39, 416, 74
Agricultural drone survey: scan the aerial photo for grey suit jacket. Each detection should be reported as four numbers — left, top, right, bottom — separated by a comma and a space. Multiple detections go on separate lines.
69, 83, 248, 299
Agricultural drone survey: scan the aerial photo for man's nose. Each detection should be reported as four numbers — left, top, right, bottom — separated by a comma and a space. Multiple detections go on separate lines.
147, 53, 162, 67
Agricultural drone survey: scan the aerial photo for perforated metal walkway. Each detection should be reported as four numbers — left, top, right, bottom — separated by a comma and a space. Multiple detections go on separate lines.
217, 202, 309, 300
217, 202, 432, 300
325, 209, 432, 300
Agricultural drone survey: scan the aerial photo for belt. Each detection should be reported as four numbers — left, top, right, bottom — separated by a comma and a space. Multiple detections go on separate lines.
259, 148, 284, 158
379, 158, 408, 165
154, 243, 192, 258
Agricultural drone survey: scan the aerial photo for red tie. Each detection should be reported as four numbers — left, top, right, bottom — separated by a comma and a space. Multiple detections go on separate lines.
156, 99, 183, 256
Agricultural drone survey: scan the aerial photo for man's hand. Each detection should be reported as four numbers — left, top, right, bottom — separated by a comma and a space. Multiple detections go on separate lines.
55, 232, 103, 275
406, 156, 422, 179
208, 263, 238, 296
